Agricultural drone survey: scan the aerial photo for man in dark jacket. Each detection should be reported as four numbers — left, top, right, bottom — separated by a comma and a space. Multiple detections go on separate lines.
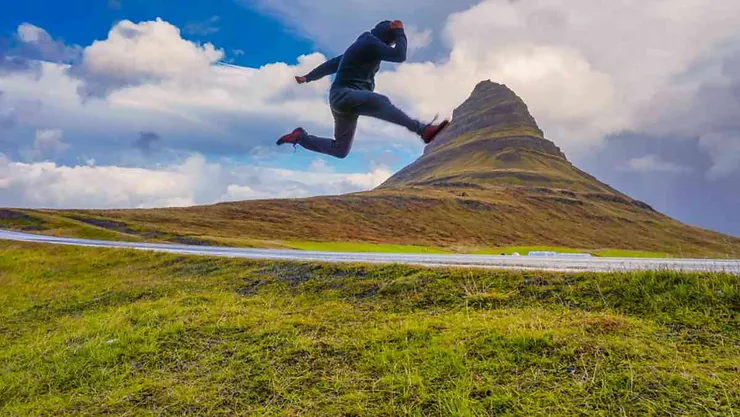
276, 20, 449, 159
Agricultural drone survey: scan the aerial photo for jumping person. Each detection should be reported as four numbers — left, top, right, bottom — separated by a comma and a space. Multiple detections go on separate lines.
276, 20, 449, 158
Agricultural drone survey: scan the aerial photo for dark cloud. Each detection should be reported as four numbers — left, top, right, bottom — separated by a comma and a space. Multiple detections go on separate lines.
134, 132, 162, 153
582, 141, 740, 237
184, 16, 221, 36
575, 45, 740, 237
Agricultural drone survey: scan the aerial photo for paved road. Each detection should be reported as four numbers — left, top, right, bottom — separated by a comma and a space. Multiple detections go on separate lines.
2, 229, 739, 274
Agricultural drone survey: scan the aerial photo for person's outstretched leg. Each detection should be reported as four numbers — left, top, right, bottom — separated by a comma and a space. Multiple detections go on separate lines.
344, 90, 424, 135
331, 89, 449, 144
277, 110, 358, 159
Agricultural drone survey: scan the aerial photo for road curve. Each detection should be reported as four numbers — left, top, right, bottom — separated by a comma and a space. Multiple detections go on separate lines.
2, 229, 739, 274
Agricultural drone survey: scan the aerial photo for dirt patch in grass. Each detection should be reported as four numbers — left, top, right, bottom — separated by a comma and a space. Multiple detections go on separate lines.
0, 209, 46, 231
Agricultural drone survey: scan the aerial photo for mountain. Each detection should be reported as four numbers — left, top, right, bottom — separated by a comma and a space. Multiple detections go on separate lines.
381, 81, 620, 195
5, 81, 740, 257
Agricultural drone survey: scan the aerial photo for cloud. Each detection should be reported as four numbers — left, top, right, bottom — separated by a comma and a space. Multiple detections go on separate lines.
633, 47, 740, 180
0, 28, 338, 161
68, 18, 224, 98
372, 0, 740, 158
623, 155, 690, 174
34, 129, 68, 153
404, 26, 433, 53
699, 133, 740, 180
0, 23, 80, 77
309, 158, 332, 172
222, 163, 393, 201
0, 91, 43, 131
14, 23, 81, 63
20, 129, 69, 161
0, 153, 394, 209
185, 16, 221, 36
245, 0, 479, 52
0, 19, 435, 167
0, 56, 40, 77
108, 0, 122, 9
344, 163, 393, 190
0, 153, 220, 208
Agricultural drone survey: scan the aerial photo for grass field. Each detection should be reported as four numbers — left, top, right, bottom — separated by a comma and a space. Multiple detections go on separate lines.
286, 241, 451, 254
0, 208, 713, 259
1, 242, 738, 416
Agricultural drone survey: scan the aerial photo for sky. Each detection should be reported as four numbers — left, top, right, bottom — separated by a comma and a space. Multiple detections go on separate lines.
0, 0, 738, 237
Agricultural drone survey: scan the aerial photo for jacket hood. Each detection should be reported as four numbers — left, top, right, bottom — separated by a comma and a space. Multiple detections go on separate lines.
371, 21, 396, 44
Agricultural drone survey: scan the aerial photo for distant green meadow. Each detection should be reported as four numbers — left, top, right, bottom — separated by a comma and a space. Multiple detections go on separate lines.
288, 241, 669, 258
1, 242, 738, 416
287, 241, 451, 254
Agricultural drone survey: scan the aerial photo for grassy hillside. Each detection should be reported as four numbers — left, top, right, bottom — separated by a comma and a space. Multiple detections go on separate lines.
1, 242, 739, 415
2, 184, 739, 258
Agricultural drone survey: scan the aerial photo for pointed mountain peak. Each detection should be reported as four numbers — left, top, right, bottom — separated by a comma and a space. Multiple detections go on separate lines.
378, 80, 609, 191
429, 80, 545, 152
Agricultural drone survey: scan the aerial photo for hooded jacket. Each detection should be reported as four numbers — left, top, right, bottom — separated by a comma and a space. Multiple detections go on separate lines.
304, 21, 407, 92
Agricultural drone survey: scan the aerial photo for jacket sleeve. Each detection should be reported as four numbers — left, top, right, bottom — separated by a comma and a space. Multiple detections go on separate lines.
304, 55, 343, 82
371, 29, 407, 63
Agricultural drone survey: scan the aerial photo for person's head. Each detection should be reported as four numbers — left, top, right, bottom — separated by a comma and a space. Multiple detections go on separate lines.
371, 21, 396, 45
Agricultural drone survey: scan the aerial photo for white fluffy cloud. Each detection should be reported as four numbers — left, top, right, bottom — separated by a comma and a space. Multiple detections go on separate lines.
0, 24, 338, 160
0, 153, 392, 209
0, 153, 208, 208
69, 18, 225, 97
377, 0, 740, 157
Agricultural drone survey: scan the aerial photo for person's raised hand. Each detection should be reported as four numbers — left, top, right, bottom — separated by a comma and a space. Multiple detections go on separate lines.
295, 75, 307, 84
390, 20, 404, 30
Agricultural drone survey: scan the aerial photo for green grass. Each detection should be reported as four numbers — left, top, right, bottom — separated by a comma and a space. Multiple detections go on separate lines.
1, 242, 738, 416
287, 241, 451, 254
593, 249, 670, 258
475, 246, 670, 258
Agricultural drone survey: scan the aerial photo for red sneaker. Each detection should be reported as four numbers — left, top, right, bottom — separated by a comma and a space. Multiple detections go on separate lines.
277, 128, 306, 146
421, 120, 449, 144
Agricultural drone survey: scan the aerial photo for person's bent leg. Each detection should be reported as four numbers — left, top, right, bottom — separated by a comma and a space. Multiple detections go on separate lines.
297, 110, 358, 159
349, 91, 424, 135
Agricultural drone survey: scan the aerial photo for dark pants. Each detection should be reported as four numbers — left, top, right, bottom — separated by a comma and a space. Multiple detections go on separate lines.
297, 88, 423, 159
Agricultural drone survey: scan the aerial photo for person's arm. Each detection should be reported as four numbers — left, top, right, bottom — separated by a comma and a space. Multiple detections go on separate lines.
371, 28, 407, 63
299, 55, 343, 83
